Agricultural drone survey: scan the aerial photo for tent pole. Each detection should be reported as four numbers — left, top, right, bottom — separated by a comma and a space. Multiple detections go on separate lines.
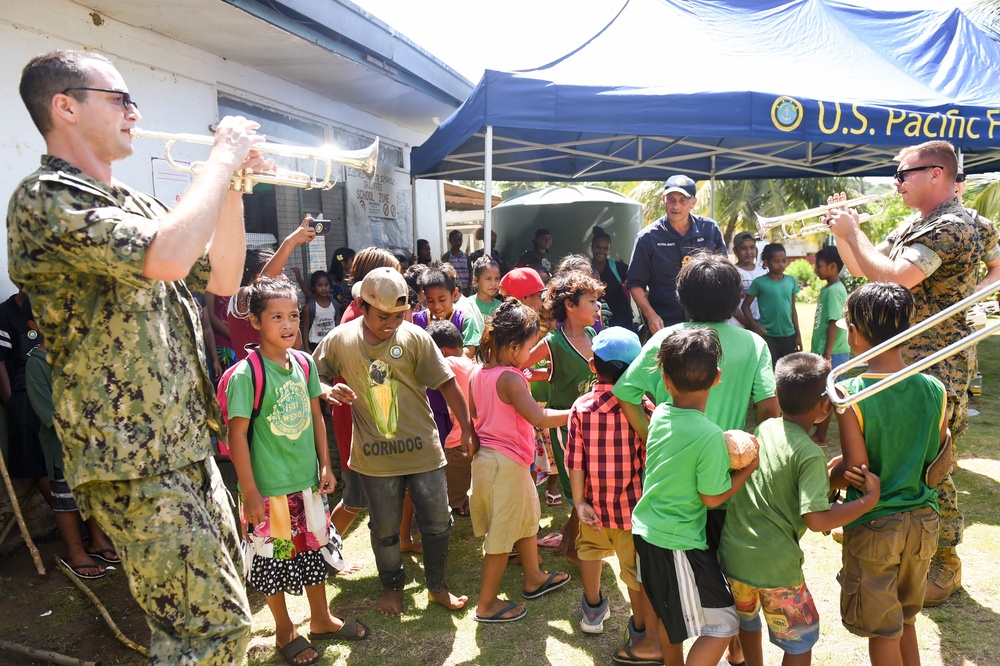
484, 125, 494, 257
710, 155, 716, 220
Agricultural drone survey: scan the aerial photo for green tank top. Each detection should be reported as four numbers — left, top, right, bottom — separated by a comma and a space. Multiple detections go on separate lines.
545, 327, 597, 409
841, 372, 944, 529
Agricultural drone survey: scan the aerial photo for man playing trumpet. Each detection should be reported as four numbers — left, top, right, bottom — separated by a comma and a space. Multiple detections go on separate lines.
827, 139, 1000, 606
7, 49, 274, 662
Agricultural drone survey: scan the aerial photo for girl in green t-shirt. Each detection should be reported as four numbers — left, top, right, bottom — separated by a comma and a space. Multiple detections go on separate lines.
228, 275, 366, 664
742, 243, 802, 367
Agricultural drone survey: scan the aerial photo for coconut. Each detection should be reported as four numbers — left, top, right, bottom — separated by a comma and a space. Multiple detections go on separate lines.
724, 430, 759, 470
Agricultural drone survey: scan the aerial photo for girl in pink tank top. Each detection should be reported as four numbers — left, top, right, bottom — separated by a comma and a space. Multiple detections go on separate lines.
469, 300, 572, 623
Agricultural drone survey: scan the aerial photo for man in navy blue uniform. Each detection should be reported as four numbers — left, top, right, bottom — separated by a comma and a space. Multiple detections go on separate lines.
626, 175, 727, 333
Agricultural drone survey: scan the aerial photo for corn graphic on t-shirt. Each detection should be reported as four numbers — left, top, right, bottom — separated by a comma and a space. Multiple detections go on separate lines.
313, 319, 452, 477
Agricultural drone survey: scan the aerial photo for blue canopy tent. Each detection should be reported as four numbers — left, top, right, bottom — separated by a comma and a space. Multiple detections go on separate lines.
411, 0, 1000, 251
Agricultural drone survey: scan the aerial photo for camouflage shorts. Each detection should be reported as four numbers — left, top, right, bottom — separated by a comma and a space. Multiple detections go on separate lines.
75, 458, 251, 665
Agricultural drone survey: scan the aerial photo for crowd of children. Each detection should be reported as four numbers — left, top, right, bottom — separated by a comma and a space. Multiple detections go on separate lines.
6, 224, 949, 666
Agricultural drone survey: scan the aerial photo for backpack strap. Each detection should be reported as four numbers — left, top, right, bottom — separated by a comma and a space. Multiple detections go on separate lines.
288, 348, 312, 382
245, 346, 265, 449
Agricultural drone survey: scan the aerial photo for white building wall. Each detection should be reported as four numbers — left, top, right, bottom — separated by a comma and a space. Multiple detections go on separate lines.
0, 0, 447, 298
413, 178, 446, 259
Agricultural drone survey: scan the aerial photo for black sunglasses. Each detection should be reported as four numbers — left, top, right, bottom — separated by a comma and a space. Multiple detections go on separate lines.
893, 164, 942, 183
61, 87, 138, 111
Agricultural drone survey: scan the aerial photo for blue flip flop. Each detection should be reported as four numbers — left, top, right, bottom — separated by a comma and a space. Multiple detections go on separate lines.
522, 571, 571, 599
473, 600, 527, 623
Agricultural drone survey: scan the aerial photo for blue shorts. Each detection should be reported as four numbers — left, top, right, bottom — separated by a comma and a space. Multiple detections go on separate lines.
830, 353, 849, 369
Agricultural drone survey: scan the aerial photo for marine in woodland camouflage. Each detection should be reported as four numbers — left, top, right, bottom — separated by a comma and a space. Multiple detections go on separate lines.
883, 196, 1000, 548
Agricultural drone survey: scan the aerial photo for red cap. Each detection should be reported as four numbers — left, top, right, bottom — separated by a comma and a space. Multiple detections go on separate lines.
500, 267, 544, 299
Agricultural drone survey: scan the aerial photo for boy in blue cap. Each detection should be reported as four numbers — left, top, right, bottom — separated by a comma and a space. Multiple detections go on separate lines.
567, 327, 657, 654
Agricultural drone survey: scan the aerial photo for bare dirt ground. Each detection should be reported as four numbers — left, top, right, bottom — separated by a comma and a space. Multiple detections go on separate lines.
0, 534, 147, 665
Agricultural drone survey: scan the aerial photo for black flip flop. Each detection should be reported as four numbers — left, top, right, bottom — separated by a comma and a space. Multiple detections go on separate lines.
473, 600, 527, 623
309, 618, 368, 641
86, 548, 120, 564
278, 636, 318, 666
59, 557, 105, 580
522, 571, 571, 599
612, 645, 664, 666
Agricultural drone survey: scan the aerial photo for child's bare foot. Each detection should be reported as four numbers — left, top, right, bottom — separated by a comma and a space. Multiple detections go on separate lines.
377, 589, 404, 617
400, 539, 423, 554
810, 432, 828, 446
276, 631, 318, 665
428, 586, 468, 610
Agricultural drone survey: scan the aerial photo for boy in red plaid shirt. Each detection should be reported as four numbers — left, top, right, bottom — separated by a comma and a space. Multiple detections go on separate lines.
567, 326, 656, 644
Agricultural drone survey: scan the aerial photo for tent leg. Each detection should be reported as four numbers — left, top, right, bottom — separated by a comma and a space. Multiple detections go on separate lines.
710, 155, 716, 220
484, 125, 493, 256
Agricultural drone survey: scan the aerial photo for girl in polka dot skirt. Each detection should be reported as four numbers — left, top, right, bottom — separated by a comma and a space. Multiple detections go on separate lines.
227, 275, 368, 666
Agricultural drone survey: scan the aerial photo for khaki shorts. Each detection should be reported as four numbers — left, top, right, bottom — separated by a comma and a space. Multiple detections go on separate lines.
839, 506, 939, 639
576, 522, 639, 590
444, 445, 473, 510
470, 447, 540, 555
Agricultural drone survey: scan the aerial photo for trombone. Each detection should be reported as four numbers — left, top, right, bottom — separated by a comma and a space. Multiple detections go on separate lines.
826, 280, 1000, 413
131, 128, 379, 193
755, 194, 886, 240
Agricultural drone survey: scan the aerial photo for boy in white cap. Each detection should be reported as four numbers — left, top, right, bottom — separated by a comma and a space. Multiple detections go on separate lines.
566, 327, 657, 655
314, 267, 476, 617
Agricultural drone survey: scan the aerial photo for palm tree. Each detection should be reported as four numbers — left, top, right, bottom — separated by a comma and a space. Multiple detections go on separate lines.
693, 177, 854, 245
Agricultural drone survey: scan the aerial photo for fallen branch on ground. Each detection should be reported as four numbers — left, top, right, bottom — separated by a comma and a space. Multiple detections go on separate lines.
54, 556, 149, 658
0, 639, 99, 666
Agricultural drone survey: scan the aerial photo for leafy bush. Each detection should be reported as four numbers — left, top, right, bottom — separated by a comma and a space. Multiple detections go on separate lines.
786, 258, 824, 303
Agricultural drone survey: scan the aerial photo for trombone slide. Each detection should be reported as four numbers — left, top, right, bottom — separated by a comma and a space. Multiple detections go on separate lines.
827, 279, 1000, 413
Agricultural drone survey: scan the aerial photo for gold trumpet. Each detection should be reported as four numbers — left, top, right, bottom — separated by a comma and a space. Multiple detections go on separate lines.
826, 280, 1000, 413
131, 128, 379, 193
755, 194, 886, 240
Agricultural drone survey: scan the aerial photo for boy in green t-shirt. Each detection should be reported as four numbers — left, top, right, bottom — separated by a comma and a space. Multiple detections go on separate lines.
627, 327, 757, 666
810, 245, 849, 444
831, 283, 946, 664
719, 353, 879, 666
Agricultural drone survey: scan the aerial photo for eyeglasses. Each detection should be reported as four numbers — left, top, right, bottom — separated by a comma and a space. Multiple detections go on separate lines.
893, 164, 942, 183
61, 87, 138, 111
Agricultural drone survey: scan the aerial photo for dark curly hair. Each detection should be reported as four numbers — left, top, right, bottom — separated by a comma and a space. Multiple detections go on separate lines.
477, 299, 540, 364
419, 260, 459, 294
543, 271, 605, 323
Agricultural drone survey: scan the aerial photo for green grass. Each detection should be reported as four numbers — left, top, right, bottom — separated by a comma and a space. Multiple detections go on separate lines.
242, 304, 1000, 665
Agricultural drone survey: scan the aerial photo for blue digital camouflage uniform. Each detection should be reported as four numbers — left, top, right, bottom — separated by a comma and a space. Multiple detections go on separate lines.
6, 155, 251, 664
881, 196, 1000, 550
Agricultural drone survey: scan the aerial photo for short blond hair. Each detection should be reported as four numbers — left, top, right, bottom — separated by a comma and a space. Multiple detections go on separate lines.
895, 140, 958, 182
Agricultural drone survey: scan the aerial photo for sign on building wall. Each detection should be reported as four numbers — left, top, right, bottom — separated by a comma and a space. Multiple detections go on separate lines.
346, 162, 412, 253
150, 157, 192, 208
